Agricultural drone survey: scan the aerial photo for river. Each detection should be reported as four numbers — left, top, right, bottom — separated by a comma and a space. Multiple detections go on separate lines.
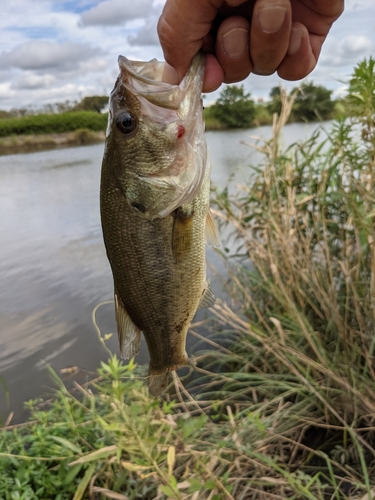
0, 122, 330, 422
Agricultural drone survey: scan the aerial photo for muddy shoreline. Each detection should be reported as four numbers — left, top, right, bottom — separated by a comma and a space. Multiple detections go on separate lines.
0, 130, 105, 155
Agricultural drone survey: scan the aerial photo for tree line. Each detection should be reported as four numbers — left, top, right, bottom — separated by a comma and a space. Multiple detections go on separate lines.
0, 95, 109, 120
204, 81, 342, 129
0, 74, 363, 130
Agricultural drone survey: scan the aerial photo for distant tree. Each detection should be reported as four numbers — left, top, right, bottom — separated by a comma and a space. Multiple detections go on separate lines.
0, 110, 16, 119
211, 85, 256, 128
74, 96, 109, 113
267, 86, 282, 116
55, 100, 76, 113
292, 82, 334, 122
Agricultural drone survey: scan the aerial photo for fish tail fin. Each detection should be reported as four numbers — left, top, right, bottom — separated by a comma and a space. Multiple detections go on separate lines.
148, 369, 171, 397
148, 355, 195, 397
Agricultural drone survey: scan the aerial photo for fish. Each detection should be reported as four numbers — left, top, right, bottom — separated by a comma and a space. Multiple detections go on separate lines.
100, 52, 220, 396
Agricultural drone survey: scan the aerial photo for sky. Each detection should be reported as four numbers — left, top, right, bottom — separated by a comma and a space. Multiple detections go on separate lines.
0, 0, 374, 111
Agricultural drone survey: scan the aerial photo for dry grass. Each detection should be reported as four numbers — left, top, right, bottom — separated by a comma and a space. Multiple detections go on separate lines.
1, 60, 375, 499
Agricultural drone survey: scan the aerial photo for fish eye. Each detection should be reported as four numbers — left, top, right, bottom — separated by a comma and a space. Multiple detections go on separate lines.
116, 112, 137, 135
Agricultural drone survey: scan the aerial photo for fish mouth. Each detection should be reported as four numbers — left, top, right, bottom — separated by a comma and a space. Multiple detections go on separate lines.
114, 52, 208, 221
117, 52, 204, 112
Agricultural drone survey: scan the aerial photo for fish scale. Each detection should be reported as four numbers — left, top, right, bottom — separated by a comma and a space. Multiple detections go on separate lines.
100, 52, 220, 396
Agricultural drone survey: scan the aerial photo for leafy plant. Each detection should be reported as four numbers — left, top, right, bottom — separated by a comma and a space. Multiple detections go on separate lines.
0, 111, 107, 137
292, 81, 335, 121
210, 84, 256, 128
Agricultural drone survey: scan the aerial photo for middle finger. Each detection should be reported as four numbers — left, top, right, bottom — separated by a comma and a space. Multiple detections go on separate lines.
250, 0, 291, 75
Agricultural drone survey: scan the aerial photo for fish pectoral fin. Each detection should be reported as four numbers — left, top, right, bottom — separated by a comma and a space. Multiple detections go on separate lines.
172, 206, 194, 263
114, 291, 142, 360
205, 209, 221, 248
198, 283, 216, 309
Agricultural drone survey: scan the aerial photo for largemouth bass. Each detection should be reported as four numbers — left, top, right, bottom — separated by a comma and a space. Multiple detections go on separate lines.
100, 52, 220, 396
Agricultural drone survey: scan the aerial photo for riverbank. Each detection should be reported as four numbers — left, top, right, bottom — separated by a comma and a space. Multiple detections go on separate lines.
1, 59, 374, 499
1, 76, 375, 497
0, 129, 105, 155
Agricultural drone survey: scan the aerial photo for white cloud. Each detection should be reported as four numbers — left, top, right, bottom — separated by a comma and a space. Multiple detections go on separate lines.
339, 35, 374, 56
80, 0, 157, 26
128, 17, 159, 46
12, 73, 57, 90
0, 41, 103, 72
321, 35, 374, 67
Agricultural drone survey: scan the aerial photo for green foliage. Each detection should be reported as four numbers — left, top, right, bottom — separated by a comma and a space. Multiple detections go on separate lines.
0, 111, 108, 137
73, 95, 109, 113
292, 81, 335, 121
267, 86, 282, 116
210, 85, 256, 128
267, 83, 336, 122
210, 58, 375, 498
253, 102, 273, 126
348, 56, 375, 145
203, 106, 226, 130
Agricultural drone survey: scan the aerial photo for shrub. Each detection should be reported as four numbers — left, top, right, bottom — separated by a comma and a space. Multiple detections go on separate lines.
210, 85, 256, 128
0, 111, 108, 137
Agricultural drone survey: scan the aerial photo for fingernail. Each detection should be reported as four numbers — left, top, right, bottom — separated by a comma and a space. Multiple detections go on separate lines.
258, 6, 287, 34
288, 27, 303, 54
162, 62, 179, 84
222, 28, 249, 58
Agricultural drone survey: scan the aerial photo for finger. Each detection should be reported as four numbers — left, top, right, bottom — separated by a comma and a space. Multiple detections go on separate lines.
203, 54, 225, 92
157, 0, 221, 82
163, 53, 224, 93
215, 16, 252, 84
223, 0, 252, 6
276, 23, 316, 80
289, 0, 344, 60
250, 0, 292, 76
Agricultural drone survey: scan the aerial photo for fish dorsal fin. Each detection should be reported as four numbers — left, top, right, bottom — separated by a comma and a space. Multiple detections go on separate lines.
172, 206, 194, 263
114, 291, 141, 359
205, 209, 221, 248
199, 283, 216, 309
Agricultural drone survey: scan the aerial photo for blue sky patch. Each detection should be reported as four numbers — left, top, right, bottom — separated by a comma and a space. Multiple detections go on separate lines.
52, 0, 99, 14
5, 26, 59, 40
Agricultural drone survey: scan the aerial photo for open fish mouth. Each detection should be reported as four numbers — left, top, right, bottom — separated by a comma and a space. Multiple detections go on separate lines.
118, 54, 201, 111
107, 52, 208, 221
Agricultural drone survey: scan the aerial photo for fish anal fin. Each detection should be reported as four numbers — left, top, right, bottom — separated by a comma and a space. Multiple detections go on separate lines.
198, 283, 216, 309
114, 291, 141, 360
205, 209, 221, 248
172, 206, 194, 263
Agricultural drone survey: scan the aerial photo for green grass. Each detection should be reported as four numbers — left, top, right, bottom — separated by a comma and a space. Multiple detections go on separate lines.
1, 58, 375, 499
0, 111, 108, 137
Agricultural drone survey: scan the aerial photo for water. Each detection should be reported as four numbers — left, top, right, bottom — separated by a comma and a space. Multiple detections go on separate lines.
0, 122, 329, 422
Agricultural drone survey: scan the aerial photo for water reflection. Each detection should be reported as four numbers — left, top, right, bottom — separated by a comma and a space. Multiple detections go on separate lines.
0, 122, 329, 421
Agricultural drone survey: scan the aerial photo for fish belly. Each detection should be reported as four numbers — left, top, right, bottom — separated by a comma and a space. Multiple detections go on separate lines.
100, 176, 208, 395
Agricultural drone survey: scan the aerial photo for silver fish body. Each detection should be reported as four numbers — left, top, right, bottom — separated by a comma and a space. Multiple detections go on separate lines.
100, 52, 219, 396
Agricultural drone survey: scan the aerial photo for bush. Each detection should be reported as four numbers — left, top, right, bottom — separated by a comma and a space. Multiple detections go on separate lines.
292, 81, 335, 121
210, 84, 256, 128
0, 111, 108, 137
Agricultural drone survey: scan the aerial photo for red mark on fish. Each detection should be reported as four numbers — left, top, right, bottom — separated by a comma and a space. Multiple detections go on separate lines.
177, 125, 185, 139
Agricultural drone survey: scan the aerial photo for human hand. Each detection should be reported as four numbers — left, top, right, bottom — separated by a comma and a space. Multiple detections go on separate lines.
157, 0, 344, 92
